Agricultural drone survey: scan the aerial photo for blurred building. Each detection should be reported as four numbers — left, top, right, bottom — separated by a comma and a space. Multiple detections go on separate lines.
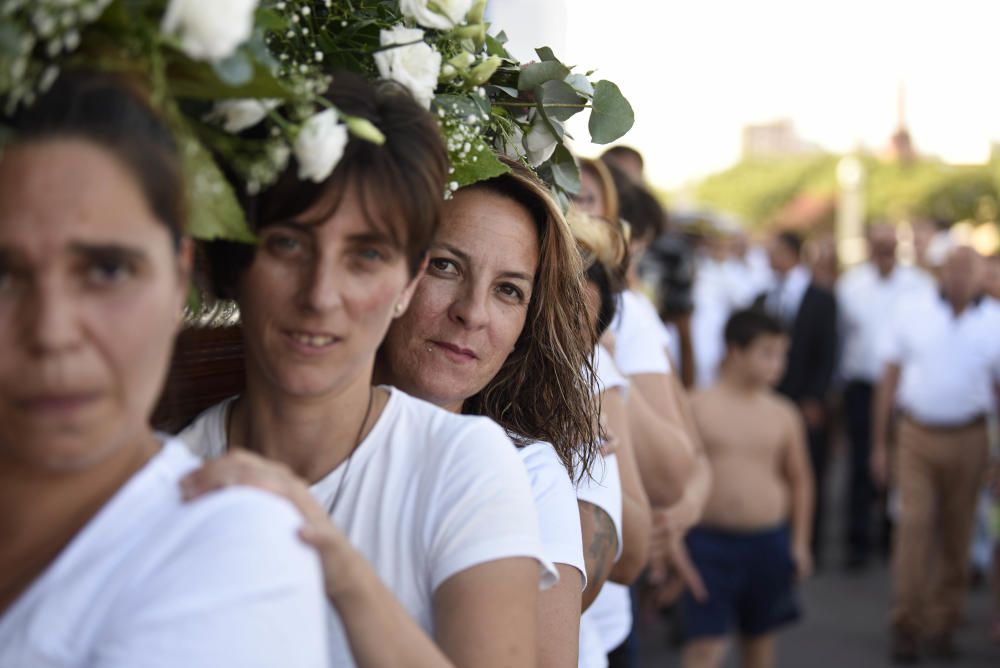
883, 84, 916, 164
741, 119, 822, 160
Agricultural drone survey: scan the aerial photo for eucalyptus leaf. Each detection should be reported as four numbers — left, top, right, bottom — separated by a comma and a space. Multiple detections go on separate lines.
518, 61, 569, 92
535, 46, 557, 62
546, 144, 581, 194
485, 33, 508, 58
486, 83, 519, 98
536, 79, 585, 122
589, 80, 634, 144
564, 73, 594, 98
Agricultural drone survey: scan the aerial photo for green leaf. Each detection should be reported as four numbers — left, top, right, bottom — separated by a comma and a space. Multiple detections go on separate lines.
485, 33, 509, 58
536, 79, 586, 122
546, 144, 581, 194
486, 83, 519, 98
176, 131, 255, 243
450, 136, 510, 187
535, 46, 557, 62
255, 7, 287, 31
588, 80, 634, 144
168, 57, 290, 100
518, 61, 569, 92
212, 51, 254, 86
564, 73, 594, 98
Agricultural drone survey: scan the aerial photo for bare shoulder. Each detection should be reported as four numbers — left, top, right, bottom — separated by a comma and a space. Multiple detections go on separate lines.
761, 391, 800, 425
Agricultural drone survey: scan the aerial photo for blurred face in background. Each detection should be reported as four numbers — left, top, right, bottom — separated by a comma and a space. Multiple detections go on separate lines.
574, 167, 606, 219
982, 256, 1000, 300
767, 236, 798, 275
939, 246, 983, 308
868, 225, 898, 277
729, 333, 789, 387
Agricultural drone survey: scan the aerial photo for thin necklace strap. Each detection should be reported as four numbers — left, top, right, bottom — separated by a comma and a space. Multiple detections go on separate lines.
327, 386, 376, 515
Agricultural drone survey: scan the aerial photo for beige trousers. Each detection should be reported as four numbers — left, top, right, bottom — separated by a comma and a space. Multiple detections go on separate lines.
890, 417, 989, 636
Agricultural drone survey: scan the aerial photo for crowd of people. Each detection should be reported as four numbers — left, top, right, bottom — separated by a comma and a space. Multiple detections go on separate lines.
676, 201, 1000, 663
2, 29, 1000, 668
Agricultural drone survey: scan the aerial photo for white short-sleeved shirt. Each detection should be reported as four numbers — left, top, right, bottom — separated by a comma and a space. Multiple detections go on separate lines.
594, 344, 629, 401
837, 262, 934, 382
575, 452, 624, 668
181, 388, 553, 667
610, 290, 673, 376
882, 294, 1000, 425
0, 440, 329, 668
519, 442, 586, 590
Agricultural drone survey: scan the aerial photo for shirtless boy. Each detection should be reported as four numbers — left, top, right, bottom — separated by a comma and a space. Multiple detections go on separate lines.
681, 309, 814, 668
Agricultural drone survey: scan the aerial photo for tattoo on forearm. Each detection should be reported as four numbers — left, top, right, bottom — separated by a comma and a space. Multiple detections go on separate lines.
584, 502, 618, 585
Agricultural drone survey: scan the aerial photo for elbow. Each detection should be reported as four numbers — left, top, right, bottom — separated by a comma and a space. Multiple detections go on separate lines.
647, 450, 695, 507
610, 541, 650, 585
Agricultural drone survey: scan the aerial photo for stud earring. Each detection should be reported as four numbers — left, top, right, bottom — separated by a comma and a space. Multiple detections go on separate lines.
394, 302, 404, 316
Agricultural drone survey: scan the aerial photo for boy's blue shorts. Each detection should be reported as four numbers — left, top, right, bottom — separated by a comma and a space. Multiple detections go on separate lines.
681, 524, 802, 640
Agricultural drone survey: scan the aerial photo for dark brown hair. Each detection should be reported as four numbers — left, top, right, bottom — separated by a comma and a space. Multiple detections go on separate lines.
208, 73, 448, 297
462, 158, 600, 478
606, 161, 666, 243
3, 70, 185, 247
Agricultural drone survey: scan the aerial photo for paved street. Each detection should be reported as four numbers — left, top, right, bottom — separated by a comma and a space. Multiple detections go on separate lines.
636, 449, 1000, 667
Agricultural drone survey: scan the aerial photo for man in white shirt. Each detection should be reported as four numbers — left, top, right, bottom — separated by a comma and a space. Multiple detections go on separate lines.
872, 246, 1000, 662
836, 224, 932, 571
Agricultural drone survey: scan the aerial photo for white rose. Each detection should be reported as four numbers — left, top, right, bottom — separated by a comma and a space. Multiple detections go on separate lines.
373, 26, 442, 109
523, 115, 558, 167
400, 0, 474, 30
207, 98, 280, 133
161, 0, 258, 62
294, 109, 349, 183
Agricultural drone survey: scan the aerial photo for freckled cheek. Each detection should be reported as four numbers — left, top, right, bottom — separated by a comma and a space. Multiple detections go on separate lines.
483, 304, 526, 367
405, 280, 458, 337
341, 273, 409, 334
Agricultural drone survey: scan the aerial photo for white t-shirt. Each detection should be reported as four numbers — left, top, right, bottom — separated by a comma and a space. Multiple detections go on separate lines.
610, 290, 673, 376
576, 453, 624, 668
0, 440, 329, 668
181, 388, 553, 667
519, 442, 586, 590
594, 344, 629, 401
580, 346, 632, 665
882, 294, 1000, 425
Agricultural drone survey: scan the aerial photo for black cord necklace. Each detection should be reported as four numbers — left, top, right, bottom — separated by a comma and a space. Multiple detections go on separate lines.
225, 388, 377, 516
326, 387, 375, 515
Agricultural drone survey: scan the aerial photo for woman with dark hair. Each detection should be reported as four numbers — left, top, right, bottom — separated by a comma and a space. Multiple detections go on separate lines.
179, 77, 550, 667
374, 159, 601, 666
0, 71, 329, 666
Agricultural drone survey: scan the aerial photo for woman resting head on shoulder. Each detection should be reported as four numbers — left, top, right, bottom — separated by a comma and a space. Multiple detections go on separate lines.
375, 158, 602, 666
180, 75, 553, 667
0, 71, 329, 666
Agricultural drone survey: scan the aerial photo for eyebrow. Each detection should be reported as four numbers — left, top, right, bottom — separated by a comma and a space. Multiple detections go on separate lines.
437, 242, 534, 283
68, 242, 149, 264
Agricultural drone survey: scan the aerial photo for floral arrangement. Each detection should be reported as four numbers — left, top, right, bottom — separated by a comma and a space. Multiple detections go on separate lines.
0, 0, 634, 241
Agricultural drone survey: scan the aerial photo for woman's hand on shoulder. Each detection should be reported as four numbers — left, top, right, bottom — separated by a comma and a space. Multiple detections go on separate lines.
180, 450, 356, 600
